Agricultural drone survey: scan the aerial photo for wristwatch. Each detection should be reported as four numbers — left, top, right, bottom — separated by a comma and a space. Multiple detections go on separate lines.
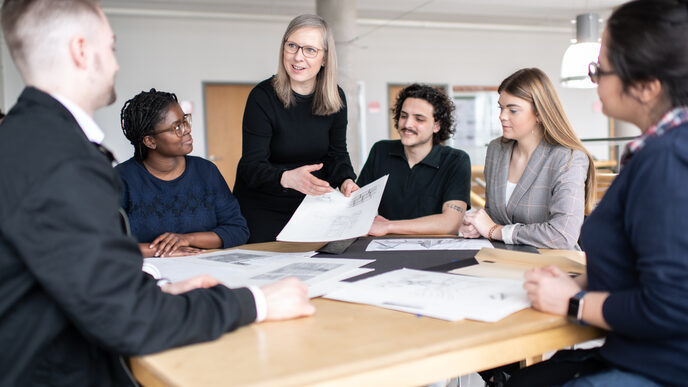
567, 291, 587, 324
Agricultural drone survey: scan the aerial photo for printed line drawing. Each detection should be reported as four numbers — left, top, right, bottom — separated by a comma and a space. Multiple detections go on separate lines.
348, 187, 376, 207
366, 238, 492, 251
199, 252, 265, 264
251, 262, 344, 282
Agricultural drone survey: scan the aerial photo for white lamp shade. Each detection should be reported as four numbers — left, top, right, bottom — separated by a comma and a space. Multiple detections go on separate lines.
560, 42, 601, 88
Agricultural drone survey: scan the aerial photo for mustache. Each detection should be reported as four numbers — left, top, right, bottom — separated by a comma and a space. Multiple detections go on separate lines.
399, 128, 417, 134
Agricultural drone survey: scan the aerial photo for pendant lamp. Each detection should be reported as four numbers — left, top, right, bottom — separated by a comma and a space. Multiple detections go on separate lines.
560, 13, 601, 88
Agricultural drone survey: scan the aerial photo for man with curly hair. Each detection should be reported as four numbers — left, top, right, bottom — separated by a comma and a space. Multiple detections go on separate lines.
357, 83, 471, 236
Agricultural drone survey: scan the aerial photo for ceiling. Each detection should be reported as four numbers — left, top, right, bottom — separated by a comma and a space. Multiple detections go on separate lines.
101, 0, 627, 29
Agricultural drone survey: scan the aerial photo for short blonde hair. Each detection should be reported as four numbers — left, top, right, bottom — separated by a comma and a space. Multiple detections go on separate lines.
1, 0, 102, 79
272, 14, 343, 116
498, 68, 597, 214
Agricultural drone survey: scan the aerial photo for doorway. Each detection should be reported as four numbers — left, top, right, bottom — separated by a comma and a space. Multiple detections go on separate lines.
204, 83, 255, 189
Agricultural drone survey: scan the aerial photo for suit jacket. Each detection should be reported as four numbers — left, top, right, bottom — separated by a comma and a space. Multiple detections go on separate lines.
0, 88, 256, 386
483, 137, 587, 249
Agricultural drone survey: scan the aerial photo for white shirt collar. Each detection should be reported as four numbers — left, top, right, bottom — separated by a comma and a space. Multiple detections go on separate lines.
50, 93, 105, 144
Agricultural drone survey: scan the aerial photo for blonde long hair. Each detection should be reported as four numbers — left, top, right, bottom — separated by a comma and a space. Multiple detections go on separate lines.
498, 68, 596, 214
272, 14, 343, 116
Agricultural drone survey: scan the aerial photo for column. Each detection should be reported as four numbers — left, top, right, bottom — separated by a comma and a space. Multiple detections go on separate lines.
316, 0, 361, 170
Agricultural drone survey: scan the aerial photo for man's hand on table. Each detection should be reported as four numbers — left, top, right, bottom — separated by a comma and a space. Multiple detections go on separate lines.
261, 277, 315, 321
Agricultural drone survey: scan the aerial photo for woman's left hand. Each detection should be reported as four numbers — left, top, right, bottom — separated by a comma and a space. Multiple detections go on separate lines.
150, 232, 191, 257
524, 265, 582, 316
340, 179, 360, 197
462, 208, 496, 238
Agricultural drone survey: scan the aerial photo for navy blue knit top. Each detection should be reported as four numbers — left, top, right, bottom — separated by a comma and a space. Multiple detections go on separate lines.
115, 155, 249, 247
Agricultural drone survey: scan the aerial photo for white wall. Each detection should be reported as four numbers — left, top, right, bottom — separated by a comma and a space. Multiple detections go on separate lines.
0, 12, 610, 168
356, 24, 609, 165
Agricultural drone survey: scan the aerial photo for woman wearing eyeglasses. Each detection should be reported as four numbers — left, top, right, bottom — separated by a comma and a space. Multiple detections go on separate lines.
233, 14, 358, 243
507, 1, 688, 386
116, 89, 249, 257
460, 68, 595, 250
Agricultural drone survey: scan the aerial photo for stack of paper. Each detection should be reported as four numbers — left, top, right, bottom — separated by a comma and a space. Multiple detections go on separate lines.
325, 268, 530, 322
450, 247, 586, 280
143, 249, 373, 298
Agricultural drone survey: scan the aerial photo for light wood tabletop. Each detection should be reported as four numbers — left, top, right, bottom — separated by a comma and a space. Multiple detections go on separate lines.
130, 241, 603, 387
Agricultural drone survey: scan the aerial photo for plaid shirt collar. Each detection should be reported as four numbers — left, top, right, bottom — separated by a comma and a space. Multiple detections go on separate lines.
620, 106, 688, 168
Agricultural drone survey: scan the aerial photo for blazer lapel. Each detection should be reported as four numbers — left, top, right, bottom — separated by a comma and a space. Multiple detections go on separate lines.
492, 141, 513, 224
506, 140, 549, 219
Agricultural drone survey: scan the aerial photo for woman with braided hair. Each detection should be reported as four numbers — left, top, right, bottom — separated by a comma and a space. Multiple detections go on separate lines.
116, 89, 249, 257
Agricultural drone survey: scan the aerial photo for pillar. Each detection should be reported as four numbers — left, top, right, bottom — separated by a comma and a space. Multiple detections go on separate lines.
316, 0, 361, 170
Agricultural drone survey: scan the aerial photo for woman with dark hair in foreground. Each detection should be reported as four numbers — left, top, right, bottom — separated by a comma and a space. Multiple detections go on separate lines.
508, 1, 688, 386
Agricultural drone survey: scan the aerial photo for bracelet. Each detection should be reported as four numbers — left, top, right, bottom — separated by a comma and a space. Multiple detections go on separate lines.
487, 224, 500, 241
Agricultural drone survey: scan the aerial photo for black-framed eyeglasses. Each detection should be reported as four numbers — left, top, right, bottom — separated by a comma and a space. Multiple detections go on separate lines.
284, 41, 324, 58
150, 113, 192, 137
588, 62, 615, 84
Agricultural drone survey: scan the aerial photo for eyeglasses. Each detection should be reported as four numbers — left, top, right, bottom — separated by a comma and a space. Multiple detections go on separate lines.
150, 114, 192, 137
284, 41, 323, 58
588, 62, 616, 84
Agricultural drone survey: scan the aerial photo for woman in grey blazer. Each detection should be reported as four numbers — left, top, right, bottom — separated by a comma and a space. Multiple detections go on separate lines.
461, 68, 596, 249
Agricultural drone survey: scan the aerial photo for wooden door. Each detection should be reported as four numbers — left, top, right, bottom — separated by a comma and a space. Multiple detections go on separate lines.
204, 83, 254, 189
387, 84, 407, 139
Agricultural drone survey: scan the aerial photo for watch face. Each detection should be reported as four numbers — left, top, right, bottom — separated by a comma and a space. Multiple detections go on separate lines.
568, 292, 586, 321
567, 298, 580, 319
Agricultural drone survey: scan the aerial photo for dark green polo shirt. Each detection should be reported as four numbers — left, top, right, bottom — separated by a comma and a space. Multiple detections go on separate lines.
357, 140, 471, 220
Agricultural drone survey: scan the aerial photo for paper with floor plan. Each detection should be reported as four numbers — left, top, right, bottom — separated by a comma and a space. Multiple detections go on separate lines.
143, 255, 373, 298
276, 175, 388, 242
366, 238, 492, 251
185, 249, 315, 270
324, 268, 530, 322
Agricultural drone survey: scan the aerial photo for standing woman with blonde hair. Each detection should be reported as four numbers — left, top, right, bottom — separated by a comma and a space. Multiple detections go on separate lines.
461, 68, 595, 249
234, 14, 358, 243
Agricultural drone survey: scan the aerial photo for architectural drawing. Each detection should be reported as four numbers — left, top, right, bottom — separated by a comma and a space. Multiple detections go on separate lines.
366, 238, 492, 251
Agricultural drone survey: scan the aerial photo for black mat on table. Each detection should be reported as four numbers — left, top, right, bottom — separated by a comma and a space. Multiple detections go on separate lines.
313, 236, 538, 281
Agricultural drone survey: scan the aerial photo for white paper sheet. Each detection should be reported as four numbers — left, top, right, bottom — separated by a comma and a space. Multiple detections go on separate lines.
365, 238, 493, 251
276, 175, 388, 242
307, 268, 374, 298
324, 268, 530, 322
184, 249, 315, 270
143, 255, 373, 299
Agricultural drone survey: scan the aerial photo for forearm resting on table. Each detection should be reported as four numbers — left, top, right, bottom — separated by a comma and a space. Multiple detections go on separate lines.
138, 232, 223, 257
386, 210, 464, 235
183, 231, 223, 249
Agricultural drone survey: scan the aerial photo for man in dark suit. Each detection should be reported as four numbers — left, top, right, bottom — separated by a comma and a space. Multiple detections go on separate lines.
0, 1, 314, 385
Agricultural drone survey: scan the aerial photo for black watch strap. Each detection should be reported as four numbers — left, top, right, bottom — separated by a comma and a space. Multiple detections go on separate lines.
567, 290, 587, 324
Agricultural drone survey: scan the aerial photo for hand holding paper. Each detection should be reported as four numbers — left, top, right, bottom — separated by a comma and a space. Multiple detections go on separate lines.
277, 175, 388, 242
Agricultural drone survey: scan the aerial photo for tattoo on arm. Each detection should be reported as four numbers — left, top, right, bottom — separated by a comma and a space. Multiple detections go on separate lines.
444, 203, 465, 213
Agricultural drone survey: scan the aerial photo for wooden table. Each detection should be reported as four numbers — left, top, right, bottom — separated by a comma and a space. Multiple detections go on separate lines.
130, 242, 602, 387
